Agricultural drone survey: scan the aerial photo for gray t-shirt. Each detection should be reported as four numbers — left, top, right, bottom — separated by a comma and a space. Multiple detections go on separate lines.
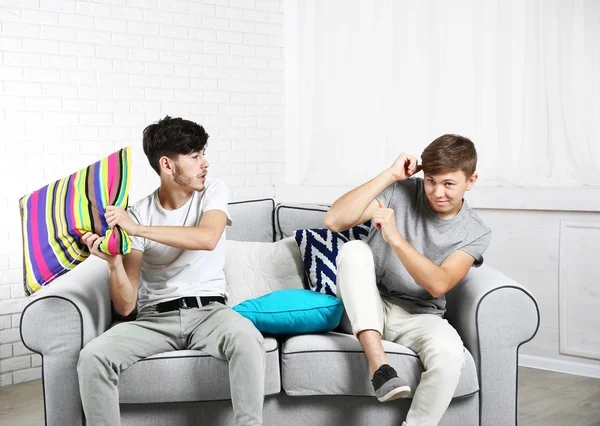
367, 177, 491, 316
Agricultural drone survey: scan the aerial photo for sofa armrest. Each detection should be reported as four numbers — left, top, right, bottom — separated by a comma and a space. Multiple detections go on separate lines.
445, 264, 540, 426
20, 259, 112, 426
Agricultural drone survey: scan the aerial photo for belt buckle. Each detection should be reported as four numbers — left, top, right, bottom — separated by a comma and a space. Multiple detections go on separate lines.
178, 298, 188, 309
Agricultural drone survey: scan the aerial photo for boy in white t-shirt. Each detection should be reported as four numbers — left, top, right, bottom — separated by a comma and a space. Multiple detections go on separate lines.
77, 116, 266, 426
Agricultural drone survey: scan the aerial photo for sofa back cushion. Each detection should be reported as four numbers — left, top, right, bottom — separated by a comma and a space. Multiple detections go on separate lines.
228, 200, 333, 242
228, 198, 275, 242
275, 203, 329, 240
225, 237, 305, 306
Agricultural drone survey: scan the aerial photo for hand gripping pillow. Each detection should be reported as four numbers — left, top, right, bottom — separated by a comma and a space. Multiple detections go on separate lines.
294, 221, 371, 296
19, 147, 132, 295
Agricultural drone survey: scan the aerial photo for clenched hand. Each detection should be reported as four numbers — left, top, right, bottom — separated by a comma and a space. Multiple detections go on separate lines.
81, 232, 121, 265
388, 153, 422, 182
105, 206, 140, 237
372, 199, 402, 246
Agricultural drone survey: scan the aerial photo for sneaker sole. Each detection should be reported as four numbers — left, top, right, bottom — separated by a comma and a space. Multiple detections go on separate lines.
377, 385, 411, 402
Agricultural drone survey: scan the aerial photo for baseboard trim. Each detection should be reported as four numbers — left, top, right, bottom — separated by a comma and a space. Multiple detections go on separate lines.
519, 354, 600, 379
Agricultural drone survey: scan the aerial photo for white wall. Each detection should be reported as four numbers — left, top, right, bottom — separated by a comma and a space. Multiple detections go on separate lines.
0, 0, 284, 386
475, 208, 600, 378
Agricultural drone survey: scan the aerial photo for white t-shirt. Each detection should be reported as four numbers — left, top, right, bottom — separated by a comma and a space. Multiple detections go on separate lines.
128, 178, 232, 312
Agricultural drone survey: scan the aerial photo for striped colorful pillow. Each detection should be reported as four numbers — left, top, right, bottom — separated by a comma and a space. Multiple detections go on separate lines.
20, 147, 132, 296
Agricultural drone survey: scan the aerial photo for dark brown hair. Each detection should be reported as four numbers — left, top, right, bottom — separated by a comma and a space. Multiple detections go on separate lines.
421, 134, 477, 178
143, 115, 209, 175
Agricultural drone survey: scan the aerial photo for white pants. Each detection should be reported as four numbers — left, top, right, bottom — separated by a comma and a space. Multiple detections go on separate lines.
336, 241, 465, 426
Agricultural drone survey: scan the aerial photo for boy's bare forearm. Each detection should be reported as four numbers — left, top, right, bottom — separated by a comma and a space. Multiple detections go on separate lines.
108, 259, 137, 316
136, 225, 219, 251
325, 170, 396, 231
389, 237, 450, 298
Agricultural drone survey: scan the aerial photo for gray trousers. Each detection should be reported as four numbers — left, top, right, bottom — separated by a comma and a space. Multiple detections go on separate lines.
77, 303, 266, 426
337, 241, 465, 426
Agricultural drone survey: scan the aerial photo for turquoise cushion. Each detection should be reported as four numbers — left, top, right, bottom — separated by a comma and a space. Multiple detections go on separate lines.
232, 289, 343, 335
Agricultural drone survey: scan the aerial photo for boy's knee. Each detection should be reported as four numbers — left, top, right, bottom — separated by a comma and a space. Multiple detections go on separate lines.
230, 316, 264, 349
77, 345, 103, 378
426, 344, 465, 379
444, 346, 465, 370
337, 240, 372, 264
441, 352, 465, 382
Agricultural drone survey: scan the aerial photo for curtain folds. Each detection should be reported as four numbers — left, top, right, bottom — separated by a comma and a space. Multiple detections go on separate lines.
285, 0, 600, 187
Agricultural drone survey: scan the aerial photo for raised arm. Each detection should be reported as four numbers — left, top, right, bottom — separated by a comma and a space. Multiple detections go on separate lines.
372, 201, 491, 298
105, 207, 228, 251
388, 237, 476, 298
324, 153, 421, 232
324, 173, 391, 233
133, 210, 227, 251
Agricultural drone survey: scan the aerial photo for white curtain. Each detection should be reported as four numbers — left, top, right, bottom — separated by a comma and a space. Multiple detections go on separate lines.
285, 0, 600, 187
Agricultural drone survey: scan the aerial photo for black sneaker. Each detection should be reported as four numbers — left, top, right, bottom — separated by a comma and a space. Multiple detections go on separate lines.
371, 364, 411, 402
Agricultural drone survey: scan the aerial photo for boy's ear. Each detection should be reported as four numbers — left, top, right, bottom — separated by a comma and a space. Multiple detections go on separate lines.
159, 156, 175, 176
465, 172, 478, 191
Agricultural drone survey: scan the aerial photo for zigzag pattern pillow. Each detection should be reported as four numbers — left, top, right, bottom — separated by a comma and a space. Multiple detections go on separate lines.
20, 147, 132, 296
294, 221, 371, 296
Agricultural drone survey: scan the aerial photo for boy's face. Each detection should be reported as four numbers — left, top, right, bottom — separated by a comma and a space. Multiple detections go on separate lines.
171, 148, 209, 191
423, 170, 478, 218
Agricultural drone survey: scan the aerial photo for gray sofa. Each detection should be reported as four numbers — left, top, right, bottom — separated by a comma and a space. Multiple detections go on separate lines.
20, 198, 540, 426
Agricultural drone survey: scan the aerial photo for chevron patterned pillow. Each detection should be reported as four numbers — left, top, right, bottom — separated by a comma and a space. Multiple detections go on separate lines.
294, 221, 371, 296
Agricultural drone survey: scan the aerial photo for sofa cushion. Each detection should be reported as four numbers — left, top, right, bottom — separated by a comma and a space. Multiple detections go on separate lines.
225, 237, 305, 306
275, 203, 329, 240
294, 221, 371, 296
228, 198, 275, 242
118, 336, 280, 403
281, 332, 479, 398
232, 289, 343, 335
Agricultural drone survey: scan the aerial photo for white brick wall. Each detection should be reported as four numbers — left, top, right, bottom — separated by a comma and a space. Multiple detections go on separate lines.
0, 0, 284, 386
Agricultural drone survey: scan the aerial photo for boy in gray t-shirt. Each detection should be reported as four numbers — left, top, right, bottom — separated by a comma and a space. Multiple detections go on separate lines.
325, 134, 491, 426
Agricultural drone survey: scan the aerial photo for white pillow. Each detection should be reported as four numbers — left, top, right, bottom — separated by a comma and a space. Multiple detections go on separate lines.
225, 237, 306, 306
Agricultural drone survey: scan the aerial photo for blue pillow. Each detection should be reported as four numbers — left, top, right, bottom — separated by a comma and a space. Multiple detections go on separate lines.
294, 221, 371, 296
232, 289, 343, 335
